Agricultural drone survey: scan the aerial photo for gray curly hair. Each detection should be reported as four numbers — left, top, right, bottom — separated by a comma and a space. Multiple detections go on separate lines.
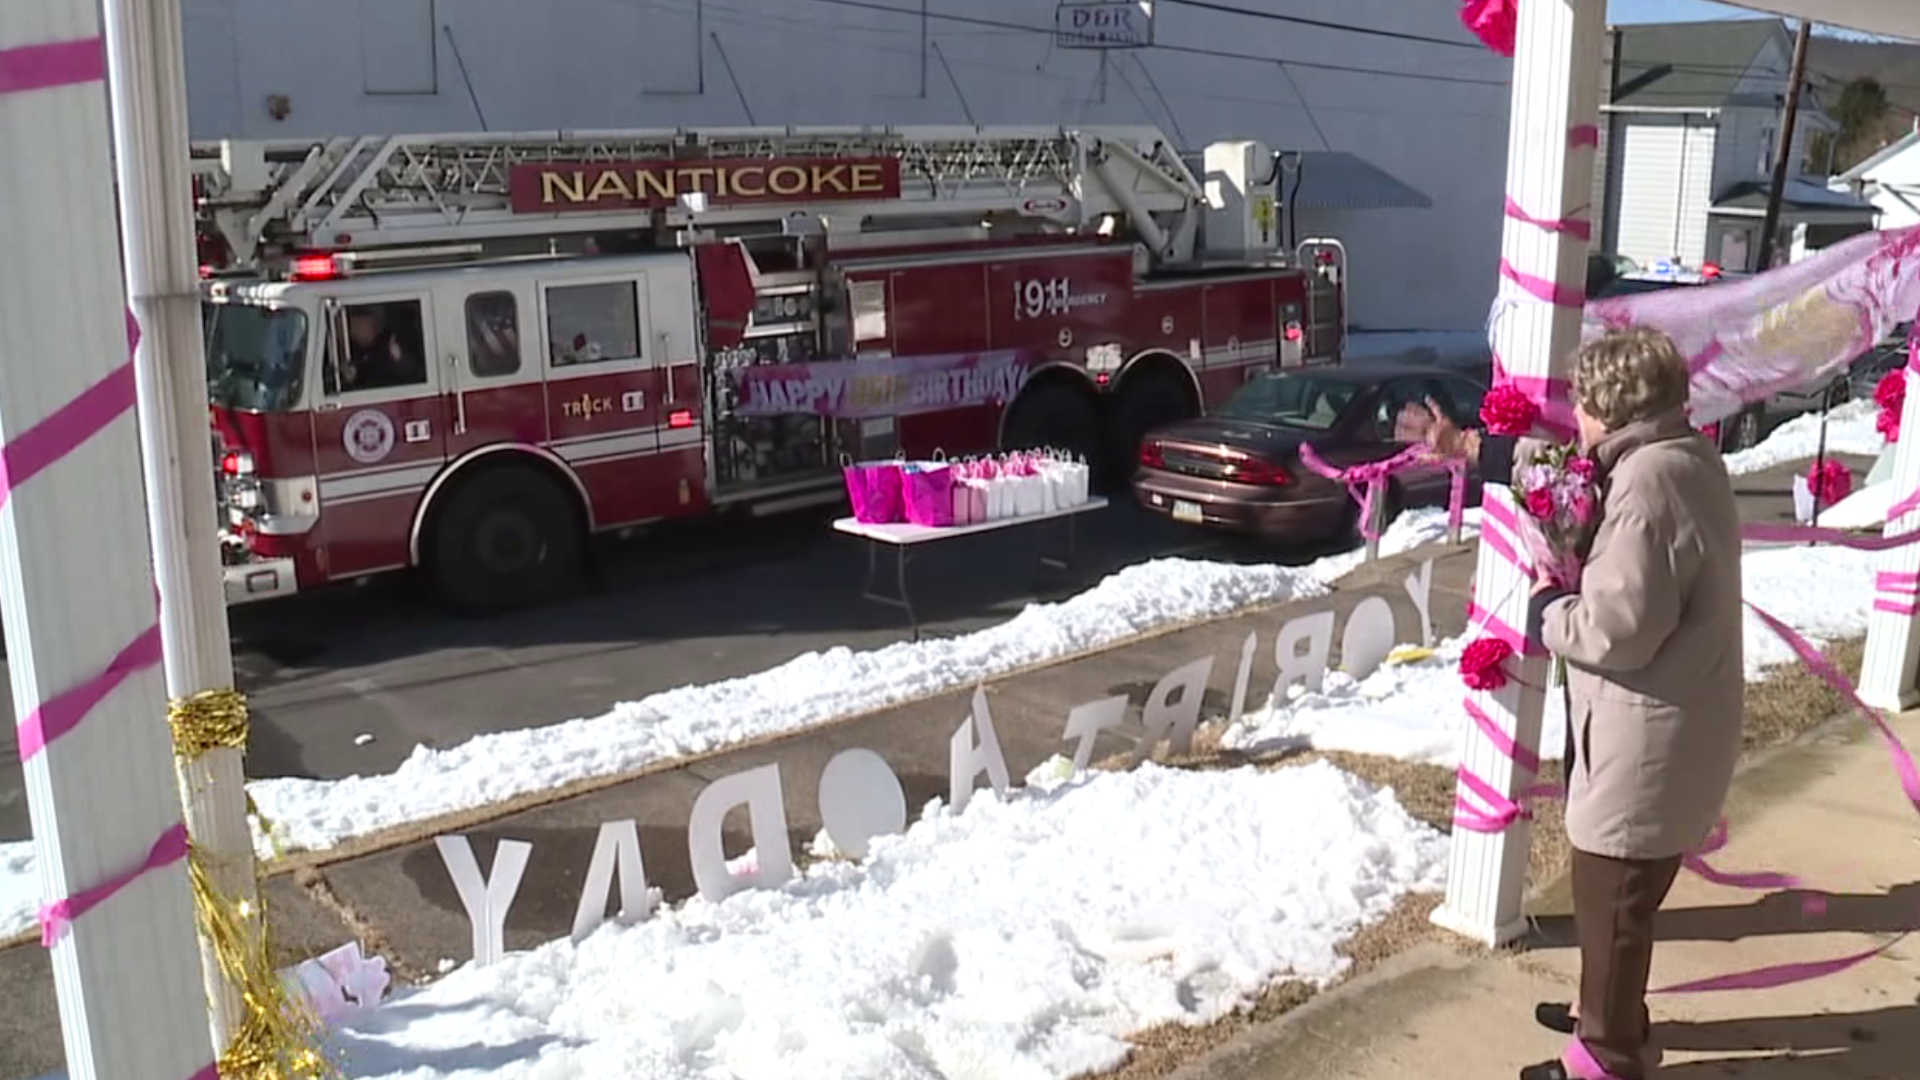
1570, 327, 1691, 430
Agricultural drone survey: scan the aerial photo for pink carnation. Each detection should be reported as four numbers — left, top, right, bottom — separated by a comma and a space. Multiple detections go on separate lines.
1459, 637, 1514, 692
1523, 486, 1555, 520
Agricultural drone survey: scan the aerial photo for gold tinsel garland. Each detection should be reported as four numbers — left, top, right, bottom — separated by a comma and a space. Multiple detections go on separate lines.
172, 687, 335, 1079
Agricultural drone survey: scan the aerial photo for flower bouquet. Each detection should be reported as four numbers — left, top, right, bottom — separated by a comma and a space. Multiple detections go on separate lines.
1513, 442, 1601, 592
1513, 442, 1602, 685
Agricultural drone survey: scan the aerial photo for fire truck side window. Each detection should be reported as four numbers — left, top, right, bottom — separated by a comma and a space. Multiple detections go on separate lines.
545, 282, 642, 367
335, 300, 428, 393
465, 292, 521, 377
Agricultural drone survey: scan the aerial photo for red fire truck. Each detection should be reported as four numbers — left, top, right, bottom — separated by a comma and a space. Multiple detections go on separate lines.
191, 125, 1349, 613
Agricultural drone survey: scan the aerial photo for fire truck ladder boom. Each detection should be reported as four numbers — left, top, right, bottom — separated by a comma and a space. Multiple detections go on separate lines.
192, 126, 1209, 266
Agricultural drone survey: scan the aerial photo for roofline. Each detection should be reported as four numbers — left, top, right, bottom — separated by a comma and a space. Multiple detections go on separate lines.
1602, 105, 1721, 116
1837, 129, 1920, 183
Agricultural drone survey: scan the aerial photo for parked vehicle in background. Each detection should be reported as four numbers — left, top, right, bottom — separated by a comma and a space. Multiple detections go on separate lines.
1844, 324, 1912, 402
191, 126, 1352, 613
1588, 260, 1776, 451
1133, 363, 1485, 543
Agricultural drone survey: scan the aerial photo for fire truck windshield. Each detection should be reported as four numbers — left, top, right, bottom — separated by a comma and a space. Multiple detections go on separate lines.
203, 301, 309, 412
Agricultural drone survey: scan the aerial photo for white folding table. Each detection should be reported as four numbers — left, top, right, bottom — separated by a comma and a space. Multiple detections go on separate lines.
832, 496, 1110, 640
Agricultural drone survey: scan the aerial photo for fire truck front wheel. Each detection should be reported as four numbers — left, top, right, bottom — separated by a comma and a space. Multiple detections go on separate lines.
427, 465, 585, 616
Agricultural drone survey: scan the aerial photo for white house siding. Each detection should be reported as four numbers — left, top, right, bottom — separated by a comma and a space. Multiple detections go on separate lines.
176, 0, 1512, 331
1861, 143, 1920, 229
1713, 106, 1771, 195
1615, 117, 1718, 267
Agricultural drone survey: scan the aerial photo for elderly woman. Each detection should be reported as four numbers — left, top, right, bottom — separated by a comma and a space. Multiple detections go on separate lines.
1407, 328, 1745, 1080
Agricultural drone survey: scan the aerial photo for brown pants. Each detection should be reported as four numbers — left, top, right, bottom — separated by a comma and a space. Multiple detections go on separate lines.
1570, 848, 1682, 1079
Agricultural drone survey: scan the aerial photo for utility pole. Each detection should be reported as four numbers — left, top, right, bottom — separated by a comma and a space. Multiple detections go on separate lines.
1756, 20, 1814, 272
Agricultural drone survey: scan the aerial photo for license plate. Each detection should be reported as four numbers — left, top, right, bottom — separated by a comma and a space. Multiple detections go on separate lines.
1172, 500, 1204, 524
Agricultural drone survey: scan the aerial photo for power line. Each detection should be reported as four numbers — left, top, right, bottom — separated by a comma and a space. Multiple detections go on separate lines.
1154, 0, 1483, 50
786, 0, 1510, 87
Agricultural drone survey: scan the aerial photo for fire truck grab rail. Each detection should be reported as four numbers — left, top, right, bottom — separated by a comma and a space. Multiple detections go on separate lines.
191, 124, 1209, 267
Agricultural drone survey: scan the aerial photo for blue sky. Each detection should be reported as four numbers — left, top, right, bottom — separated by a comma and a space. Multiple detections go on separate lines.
1608, 0, 1770, 23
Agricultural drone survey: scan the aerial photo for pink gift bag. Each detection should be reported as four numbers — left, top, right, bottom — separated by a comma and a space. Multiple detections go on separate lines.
843, 459, 905, 524
902, 463, 956, 527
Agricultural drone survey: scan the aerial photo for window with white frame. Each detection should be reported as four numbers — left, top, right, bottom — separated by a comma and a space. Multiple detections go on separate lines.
544, 281, 642, 367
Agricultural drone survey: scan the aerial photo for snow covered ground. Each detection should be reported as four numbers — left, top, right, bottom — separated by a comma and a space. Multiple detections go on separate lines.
323, 760, 1446, 1080
0, 510, 1468, 944
1220, 543, 1877, 766
1722, 399, 1883, 477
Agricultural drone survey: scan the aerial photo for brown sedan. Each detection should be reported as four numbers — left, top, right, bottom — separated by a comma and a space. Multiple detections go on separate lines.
1134, 363, 1488, 543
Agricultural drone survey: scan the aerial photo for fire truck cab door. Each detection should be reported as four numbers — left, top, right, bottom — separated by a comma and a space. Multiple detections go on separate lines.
432, 278, 544, 458
534, 271, 662, 522
313, 289, 450, 577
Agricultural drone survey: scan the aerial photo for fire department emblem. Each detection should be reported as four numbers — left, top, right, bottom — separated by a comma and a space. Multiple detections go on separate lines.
343, 409, 396, 465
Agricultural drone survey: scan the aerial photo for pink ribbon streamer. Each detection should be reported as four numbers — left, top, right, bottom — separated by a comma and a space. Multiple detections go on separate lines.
1504, 197, 1593, 242
1501, 258, 1587, 309
1466, 601, 1546, 657
1295, 443, 1433, 542
1490, 357, 1578, 439
1562, 1036, 1629, 1080
16, 623, 164, 761
39, 822, 189, 947
1478, 492, 1536, 574
0, 36, 106, 95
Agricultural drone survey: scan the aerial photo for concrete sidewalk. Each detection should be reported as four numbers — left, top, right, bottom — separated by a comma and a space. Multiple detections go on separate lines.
1166, 708, 1920, 1080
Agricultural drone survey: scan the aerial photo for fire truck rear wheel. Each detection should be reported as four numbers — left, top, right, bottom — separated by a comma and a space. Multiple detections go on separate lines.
1111, 368, 1198, 472
428, 466, 584, 616
1002, 381, 1101, 472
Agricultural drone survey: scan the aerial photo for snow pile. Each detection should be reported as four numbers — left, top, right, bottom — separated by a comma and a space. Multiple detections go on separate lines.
324, 761, 1446, 1080
1220, 636, 1570, 766
1222, 543, 1879, 763
0, 508, 1469, 942
1722, 399, 1882, 476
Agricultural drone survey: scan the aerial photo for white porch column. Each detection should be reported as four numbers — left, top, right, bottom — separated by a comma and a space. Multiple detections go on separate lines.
103, 0, 257, 1047
1431, 0, 1606, 947
0, 8, 218, 1079
1858, 330, 1920, 711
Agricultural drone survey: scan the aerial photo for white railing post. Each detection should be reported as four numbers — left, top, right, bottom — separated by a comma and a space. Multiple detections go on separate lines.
1859, 335, 1920, 711
102, 0, 257, 1048
0, 9, 218, 1080
1431, 0, 1606, 947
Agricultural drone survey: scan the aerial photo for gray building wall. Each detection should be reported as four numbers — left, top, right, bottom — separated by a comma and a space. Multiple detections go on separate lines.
180, 0, 1515, 331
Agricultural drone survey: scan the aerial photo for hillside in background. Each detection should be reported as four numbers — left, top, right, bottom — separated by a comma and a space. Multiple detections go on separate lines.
1808, 36, 1920, 171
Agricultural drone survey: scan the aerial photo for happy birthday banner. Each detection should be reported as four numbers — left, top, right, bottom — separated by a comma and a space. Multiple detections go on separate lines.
730, 349, 1032, 420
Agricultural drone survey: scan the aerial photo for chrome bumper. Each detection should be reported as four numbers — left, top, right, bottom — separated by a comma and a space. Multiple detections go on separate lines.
222, 556, 298, 605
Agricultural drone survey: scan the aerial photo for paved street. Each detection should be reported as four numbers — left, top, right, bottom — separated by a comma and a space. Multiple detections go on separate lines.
0, 495, 1353, 844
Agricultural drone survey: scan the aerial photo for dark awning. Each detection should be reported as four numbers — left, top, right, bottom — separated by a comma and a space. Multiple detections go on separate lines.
1713, 178, 1878, 215
1284, 152, 1433, 211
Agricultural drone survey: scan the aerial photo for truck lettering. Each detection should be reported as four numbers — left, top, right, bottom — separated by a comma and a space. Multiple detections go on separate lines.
1013, 276, 1110, 321
509, 158, 903, 213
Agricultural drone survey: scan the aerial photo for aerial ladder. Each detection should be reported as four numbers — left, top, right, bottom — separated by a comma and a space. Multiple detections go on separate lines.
193, 126, 1238, 260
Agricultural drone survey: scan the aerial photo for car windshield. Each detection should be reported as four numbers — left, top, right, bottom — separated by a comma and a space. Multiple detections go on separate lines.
203, 301, 309, 411
1214, 372, 1359, 430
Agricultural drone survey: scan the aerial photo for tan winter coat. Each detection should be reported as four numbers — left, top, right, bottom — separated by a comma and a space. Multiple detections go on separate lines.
1539, 408, 1745, 861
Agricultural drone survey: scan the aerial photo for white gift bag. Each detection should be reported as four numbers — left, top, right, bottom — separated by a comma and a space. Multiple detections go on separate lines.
1012, 473, 1048, 517
1038, 462, 1071, 512
984, 474, 1013, 520
959, 478, 988, 524
950, 480, 976, 526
